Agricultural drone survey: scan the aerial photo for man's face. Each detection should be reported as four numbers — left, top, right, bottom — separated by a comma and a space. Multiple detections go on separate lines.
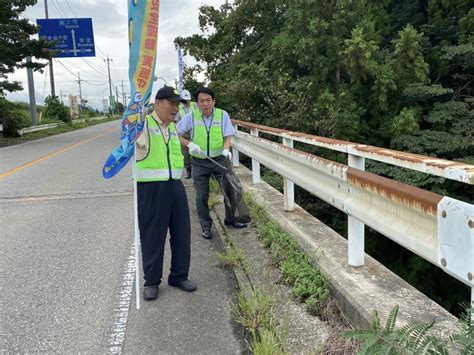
155, 99, 179, 123
183, 100, 190, 108
197, 93, 215, 116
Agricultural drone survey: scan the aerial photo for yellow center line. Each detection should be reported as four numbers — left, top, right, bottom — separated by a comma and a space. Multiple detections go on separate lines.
0, 127, 118, 179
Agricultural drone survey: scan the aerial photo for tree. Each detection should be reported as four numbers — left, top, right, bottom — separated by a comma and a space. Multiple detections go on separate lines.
0, 0, 50, 96
176, 0, 473, 315
181, 64, 205, 99
43, 95, 70, 123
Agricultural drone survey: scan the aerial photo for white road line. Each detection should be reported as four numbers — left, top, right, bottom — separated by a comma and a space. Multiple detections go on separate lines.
109, 242, 136, 354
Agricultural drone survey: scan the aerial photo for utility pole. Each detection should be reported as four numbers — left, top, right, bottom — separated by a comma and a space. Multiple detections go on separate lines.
26, 57, 38, 126
44, 0, 56, 97
59, 89, 63, 104
115, 85, 119, 113
77, 72, 83, 108
121, 80, 126, 106
104, 56, 113, 114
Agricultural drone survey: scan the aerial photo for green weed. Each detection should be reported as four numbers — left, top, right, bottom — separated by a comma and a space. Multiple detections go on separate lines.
217, 245, 246, 270
232, 289, 286, 353
245, 193, 330, 315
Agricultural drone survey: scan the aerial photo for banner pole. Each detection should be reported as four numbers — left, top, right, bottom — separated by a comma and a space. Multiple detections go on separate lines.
133, 149, 141, 310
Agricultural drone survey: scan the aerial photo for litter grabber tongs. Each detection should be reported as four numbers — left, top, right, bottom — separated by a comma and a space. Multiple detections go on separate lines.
202, 154, 229, 172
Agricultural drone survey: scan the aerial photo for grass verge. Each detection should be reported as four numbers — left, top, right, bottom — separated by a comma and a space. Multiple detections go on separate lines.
232, 289, 287, 354
243, 191, 361, 354
244, 192, 331, 316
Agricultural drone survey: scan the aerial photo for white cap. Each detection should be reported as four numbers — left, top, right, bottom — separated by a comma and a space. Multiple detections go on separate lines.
181, 89, 191, 101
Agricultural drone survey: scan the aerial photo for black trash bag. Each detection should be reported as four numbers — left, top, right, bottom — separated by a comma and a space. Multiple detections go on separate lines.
220, 158, 251, 224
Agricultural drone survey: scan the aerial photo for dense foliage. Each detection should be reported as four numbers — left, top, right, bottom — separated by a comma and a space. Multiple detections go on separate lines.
0, 0, 50, 96
176, 0, 473, 314
345, 305, 474, 354
43, 95, 70, 123
0, 97, 32, 136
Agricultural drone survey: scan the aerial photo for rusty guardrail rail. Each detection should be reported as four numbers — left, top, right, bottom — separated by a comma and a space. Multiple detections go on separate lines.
231, 119, 474, 306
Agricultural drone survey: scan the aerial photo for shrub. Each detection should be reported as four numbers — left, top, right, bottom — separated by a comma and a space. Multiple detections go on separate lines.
0, 98, 32, 137
43, 95, 70, 123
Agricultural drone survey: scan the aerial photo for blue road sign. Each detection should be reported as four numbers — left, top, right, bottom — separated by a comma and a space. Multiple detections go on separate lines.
37, 18, 95, 58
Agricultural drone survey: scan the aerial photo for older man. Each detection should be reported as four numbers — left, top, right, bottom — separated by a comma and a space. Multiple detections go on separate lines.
135, 86, 197, 300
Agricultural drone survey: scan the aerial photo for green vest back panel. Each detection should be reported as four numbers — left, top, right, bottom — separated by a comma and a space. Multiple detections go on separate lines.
178, 101, 197, 119
136, 115, 184, 182
191, 108, 224, 158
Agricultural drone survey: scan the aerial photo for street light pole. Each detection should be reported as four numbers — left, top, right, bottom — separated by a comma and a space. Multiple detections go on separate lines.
26, 56, 38, 126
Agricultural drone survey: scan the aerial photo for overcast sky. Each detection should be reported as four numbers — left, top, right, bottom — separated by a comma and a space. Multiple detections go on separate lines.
6, 0, 226, 110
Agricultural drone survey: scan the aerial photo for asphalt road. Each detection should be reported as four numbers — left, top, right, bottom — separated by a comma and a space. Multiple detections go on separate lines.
0, 121, 242, 353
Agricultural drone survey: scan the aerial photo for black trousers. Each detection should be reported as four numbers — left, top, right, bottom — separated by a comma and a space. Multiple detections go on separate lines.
192, 156, 232, 231
181, 132, 192, 170
137, 180, 191, 287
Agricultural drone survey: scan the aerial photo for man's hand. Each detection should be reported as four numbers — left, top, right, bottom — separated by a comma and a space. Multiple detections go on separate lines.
188, 142, 203, 156
223, 148, 232, 161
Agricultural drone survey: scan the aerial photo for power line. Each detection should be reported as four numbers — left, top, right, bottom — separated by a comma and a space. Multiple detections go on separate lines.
81, 58, 108, 78
64, 0, 78, 17
96, 47, 108, 60
54, 58, 79, 79
51, 0, 67, 17
82, 80, 109, 87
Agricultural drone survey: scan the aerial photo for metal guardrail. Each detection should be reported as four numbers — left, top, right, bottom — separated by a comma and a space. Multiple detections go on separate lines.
15, 116, 109, 136
17, 123, 58, 136
231, 120, 474, 306
232, 119, 474, 185
71, 116, 108, 124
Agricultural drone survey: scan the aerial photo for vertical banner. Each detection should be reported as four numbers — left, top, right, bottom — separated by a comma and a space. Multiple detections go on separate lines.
69, 95, 79, 119
102, 0, 160, 179
177, 45, 184, 93
102, 98, 109, 113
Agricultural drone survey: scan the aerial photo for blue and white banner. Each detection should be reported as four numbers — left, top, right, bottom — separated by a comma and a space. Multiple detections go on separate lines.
102, 0, 160, 179
177, 45, 184, 93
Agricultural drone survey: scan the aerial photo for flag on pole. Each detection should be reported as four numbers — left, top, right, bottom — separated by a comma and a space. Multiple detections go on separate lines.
102, 0, 160, 179
177, 45, 184, 94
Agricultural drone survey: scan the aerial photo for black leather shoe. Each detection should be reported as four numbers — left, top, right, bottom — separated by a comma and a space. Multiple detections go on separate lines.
169, 279, 197, 292
185, 168, 192, 179
224, 221, 248, 229
202, 230, 212, 239
143, 286, 158, 301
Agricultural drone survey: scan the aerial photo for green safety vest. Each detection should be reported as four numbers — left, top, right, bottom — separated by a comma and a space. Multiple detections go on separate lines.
136, 115, 184, 182
178, 102, 197, 119
190, 108, 224, 158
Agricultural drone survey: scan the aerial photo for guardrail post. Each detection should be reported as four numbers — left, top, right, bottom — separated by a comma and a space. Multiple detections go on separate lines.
472, 288, 474, 322
232, 124, 240, 167
348, 154, 365, 267
282, 137, 295, 211
250, 129, 261, 184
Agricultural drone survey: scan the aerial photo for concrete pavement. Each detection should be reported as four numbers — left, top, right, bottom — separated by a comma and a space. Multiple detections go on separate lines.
0, 121, 243, 353
123, 184, 243, 354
